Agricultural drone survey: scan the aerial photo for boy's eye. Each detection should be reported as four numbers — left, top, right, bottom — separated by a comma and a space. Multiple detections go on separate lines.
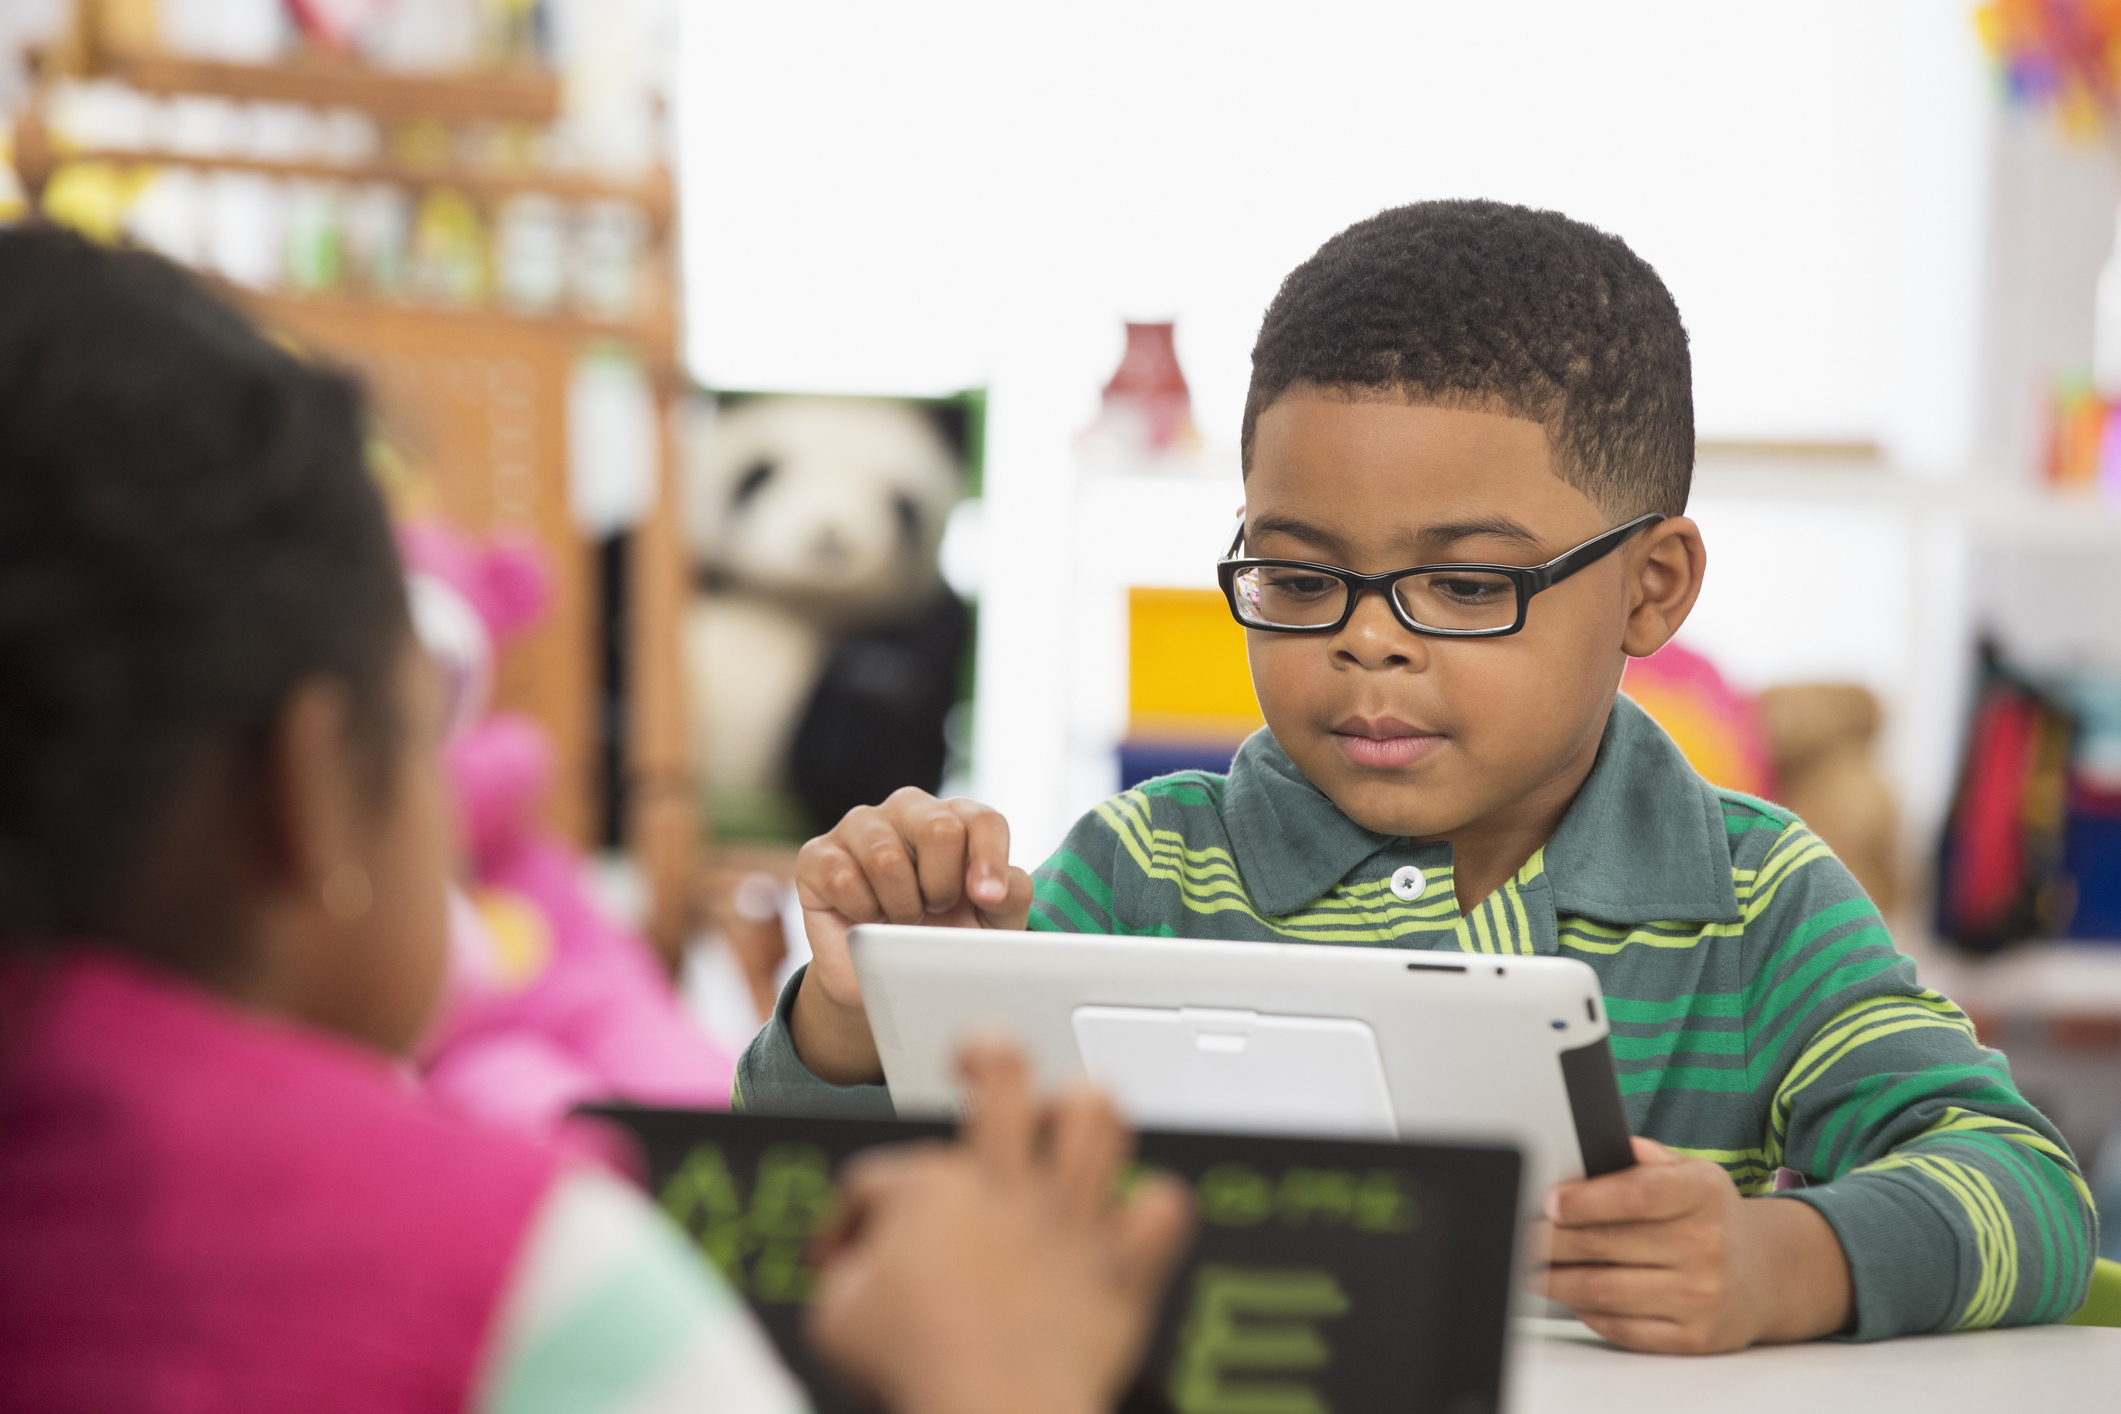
1430, 576, 1507, 604
1260, 571, 1342, 600
1398, 571, 1520, 630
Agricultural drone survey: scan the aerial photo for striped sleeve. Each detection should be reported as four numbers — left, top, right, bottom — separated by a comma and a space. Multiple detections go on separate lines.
732, 966, 895, 1120
1029, 774, 1234, 936
1742, 822, 2098, 1339
476, 1167, 813, 1414
1029, 795, 1129, 934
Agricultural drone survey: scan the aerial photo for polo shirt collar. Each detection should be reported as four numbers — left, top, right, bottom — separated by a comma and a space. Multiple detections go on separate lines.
1222, 729, 1395, 919
1544, 694, 1742, 926
1221, 694, 1740, 926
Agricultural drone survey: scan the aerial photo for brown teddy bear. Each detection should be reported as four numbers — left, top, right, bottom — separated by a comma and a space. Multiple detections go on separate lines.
1757, 684, 1899, 915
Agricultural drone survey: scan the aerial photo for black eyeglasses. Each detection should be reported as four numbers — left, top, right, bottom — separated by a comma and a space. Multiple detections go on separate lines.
1217, 512, 1667, 638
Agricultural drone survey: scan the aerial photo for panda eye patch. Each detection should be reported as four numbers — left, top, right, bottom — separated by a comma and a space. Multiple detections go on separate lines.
733, 459, 776, 506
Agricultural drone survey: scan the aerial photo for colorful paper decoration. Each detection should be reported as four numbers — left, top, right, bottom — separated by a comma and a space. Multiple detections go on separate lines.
1978, 0, 2121, 140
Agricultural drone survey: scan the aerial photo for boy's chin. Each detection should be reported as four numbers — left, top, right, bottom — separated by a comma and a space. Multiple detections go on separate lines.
1280, 737, 1469, 839
1333, 795, 1468, 841
1308, 770, 1473, 842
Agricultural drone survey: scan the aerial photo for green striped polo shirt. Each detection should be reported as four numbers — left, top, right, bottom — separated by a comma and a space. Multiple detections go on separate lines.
734, 695, 2096, 1340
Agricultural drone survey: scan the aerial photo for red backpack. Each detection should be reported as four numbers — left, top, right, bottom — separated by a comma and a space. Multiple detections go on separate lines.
1937, 645, 2075, 952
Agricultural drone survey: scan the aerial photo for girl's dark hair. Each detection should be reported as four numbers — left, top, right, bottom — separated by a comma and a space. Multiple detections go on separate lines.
0, 226, 408, 944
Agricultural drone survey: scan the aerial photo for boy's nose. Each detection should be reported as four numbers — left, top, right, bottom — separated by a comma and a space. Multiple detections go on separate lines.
1332, 589, 1426, 670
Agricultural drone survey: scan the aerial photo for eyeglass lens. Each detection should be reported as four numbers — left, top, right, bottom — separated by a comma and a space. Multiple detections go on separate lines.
1230, 565, 1521, 632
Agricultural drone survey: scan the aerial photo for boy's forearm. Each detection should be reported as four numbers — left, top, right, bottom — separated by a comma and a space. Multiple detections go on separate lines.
791, 970, 885, 1086
1744, 1197, 1853, 1344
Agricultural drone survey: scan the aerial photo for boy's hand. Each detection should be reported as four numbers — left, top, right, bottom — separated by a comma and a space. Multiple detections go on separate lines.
790, 789, 1034, 1084
1534, 1136, 1853, 1353
808, 1041, 1195, 1414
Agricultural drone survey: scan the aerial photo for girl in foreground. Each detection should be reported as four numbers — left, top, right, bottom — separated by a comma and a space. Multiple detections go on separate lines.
0, 226, 1188, 1414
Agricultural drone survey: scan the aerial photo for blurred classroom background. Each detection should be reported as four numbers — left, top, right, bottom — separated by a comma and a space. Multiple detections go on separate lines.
6, 0, 2121, 1237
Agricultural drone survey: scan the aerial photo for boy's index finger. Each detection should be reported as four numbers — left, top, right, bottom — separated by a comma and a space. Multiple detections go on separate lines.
892, 791, 970, 915
949, 800, 1017, 915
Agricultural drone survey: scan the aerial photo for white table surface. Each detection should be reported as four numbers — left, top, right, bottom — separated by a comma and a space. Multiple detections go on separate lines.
1510, 1319, 2121, 1413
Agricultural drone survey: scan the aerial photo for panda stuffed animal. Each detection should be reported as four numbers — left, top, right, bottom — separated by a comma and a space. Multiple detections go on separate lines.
683, 394, 969, 838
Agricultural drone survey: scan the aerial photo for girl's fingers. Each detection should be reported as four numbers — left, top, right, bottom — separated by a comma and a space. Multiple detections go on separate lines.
835, 1143, 942, 1210
815, 1143, 954, 1270
1048, 1086, 1128, 1222
1114, 1173, 1197, 1300
958, 1040, 1040, 1184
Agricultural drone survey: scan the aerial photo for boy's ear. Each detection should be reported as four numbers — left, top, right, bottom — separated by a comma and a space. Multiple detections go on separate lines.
1621, 516, 1706, 657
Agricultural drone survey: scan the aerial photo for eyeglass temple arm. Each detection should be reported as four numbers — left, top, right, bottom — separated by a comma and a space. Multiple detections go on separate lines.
1222, 518, 1246, 560
1530, 512, 1667, 590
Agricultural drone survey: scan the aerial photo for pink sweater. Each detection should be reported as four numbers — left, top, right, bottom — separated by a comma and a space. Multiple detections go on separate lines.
0, 948, 560, 1413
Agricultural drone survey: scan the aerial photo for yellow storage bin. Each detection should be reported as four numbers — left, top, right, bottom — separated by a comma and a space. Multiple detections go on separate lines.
1128, 587, 1263, 744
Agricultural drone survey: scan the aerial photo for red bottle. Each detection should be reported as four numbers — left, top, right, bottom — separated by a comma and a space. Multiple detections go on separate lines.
1091, 321, 1200, 460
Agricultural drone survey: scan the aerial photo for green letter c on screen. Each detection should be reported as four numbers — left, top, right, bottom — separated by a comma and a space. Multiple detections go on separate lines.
1168, 1265, 1351, 1414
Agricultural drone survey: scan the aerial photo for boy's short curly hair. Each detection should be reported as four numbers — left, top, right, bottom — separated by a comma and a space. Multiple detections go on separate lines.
1242, 199, 1694, 518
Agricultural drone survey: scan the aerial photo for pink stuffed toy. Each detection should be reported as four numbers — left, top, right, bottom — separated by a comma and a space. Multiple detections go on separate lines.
1620, 640, 1777, 801
401, 521, 734, 1131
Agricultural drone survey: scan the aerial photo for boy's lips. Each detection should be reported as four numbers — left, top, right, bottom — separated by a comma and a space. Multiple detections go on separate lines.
1330, 716, 1444, 770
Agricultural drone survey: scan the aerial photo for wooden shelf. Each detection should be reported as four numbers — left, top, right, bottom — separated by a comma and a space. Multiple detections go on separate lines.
84, 48, 559, 125
228, 284, 678, 373
43, 144, 674, 229
29, 4, 697, 940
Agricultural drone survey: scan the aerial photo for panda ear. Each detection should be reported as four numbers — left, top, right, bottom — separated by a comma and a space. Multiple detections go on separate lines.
921, 402, 968, 464
732, 458, 775, 507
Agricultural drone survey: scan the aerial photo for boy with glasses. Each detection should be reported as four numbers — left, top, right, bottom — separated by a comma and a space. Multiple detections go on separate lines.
738, 200, 2097, 1352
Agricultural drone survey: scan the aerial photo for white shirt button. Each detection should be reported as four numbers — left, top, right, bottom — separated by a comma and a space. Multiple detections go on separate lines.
1390, 865, 1427, 902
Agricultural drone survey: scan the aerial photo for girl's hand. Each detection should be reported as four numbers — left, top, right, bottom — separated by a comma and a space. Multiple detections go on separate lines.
809, 1041, 1195, 1414
789, 789, 1034, 1084
1533, 1137, 1854, 1352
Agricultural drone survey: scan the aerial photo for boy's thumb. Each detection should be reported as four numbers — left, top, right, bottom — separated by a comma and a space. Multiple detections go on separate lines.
1630, 1135, 1678, 1165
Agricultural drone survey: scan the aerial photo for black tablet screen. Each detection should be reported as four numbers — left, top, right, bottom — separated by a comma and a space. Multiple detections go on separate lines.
595, 1109, 1520, 1414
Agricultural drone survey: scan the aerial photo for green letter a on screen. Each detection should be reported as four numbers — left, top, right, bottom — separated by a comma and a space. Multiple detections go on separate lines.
1168, 1265, 1351, 1414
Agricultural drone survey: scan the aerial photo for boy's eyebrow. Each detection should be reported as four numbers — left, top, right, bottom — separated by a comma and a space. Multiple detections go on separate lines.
1246, 513, 1351, 558
1245, 512, 1551, 563
1412, 517, 1546, 550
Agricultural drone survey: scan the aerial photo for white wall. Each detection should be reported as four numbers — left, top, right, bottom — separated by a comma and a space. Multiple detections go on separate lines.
678, 1, 1990, 464
673, 1, 2000, 862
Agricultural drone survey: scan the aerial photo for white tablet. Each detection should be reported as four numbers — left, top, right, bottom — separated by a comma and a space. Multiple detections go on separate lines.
849, 924, 1634, 1206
